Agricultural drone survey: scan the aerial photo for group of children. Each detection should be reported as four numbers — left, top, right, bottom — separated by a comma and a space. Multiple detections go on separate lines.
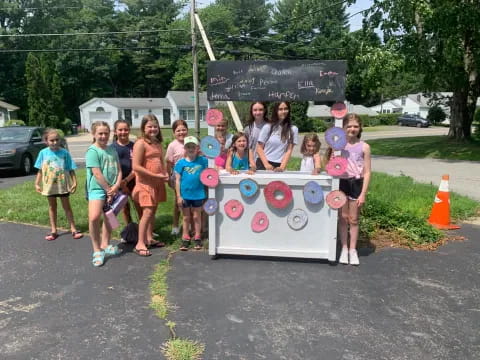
34, 102, 371, 267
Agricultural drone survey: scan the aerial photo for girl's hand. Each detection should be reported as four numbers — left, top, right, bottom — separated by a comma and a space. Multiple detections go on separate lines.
120, 180, 129, 194
35, 184, 42, 193
107, 185, 118, 197
312, 168, 321, 175
274, 166, 285, 172
177, 196, 183, 207
70, 183, 77, 194
247, 168, 256, 175
357, 193, 366, 207
227, 167, 239, 175
266, 164, 274, 171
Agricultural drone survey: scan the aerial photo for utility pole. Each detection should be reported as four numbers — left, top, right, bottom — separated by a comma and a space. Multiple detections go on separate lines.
191, 0, 200, 138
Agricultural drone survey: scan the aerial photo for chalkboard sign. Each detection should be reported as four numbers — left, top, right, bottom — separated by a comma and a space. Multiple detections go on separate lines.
207, 60, 346, 102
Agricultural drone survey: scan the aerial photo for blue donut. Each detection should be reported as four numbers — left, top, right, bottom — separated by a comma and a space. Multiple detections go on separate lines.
200, 135, 221, 158
239, 178, 259, 198
325, 127, 347, 150
303, 181, 324, 204
203, 198, 218, 215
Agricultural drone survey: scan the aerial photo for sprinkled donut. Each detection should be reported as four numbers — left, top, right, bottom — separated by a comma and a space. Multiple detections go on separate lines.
200, 135, 221, 158
324, 127, 347, 150
251, 211, 269, 233
330, 102, 347, 119
200, 168, 219, 188
206, 108, 223, 126
326, 156, 348, 177
326, 190, 347, 209
263, 181, 293, 209
239, 178, 259, 198
287, 209, 308, 230
203, 198, 218, 215
303, 181, 324, 204
224, 199, 244, 219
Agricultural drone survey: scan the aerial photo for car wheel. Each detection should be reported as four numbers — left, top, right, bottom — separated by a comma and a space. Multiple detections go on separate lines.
416, 123, 422, 128
20, 154, 33, 175
398, 121, 403, 126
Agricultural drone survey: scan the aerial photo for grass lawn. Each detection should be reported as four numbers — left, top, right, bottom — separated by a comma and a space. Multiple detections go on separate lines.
368, 135, 480, 161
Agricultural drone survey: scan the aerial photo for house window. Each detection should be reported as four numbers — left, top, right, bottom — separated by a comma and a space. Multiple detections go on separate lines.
148, 109, 152, 114
387, 109, 391, 113
96, 107, 105, 112
117, 109, 122, 119
417, 94, 421, 102
179, 109, 206, 121
134, 110, 139, 119
401, 97, 406, 106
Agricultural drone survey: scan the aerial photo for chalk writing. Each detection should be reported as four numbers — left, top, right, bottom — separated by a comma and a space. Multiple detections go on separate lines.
259, 78, 278, 86
298, 80, 315, 89
271, 69, 292, 76
268, 91, 300, 100
209, 75, 230, 85
315, 88, 333, 95
248, 65, 269, 73
319, 71, 339, 77
209, 93, 230, 100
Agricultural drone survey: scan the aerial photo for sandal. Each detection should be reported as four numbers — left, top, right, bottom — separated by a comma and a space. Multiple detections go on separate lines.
92, 251, 105, 267
180, 237, 190, 251
148, 240, 165, 249
45, 232, 59, 241
133, 248, 152, 257
194, 238, 202, 250
72, 231, 83, 239
103, 244, 122, 257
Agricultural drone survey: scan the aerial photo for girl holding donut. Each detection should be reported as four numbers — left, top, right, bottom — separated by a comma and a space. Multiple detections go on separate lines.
256, 102, 298, 171
333, 113, 371, 266
243, 101, 268, 172
300, 133, 322, 175
165, 119, 188, 236
132, 114, 168, 257
214, 130, 228, 170
226, 132, 252, 175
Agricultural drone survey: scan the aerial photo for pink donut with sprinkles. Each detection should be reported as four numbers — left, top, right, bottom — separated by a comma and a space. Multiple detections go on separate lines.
326, 156, 348, 177
206, 109, 223, 126
251, 211, 269, 233
200, 168, 219, 188
264, 181, 293, 209
224, 199, 244, 219
330, 102, 347, 119
326, 190, 347, 209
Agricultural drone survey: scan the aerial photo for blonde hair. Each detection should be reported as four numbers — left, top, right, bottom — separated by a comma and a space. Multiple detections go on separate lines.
43, 128, 59, 142
300, 133, 321, 155
91, 121, 110, 143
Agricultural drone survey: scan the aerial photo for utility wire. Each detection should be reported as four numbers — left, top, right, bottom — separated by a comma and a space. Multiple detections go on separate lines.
0, 45, 192, 53
0, 29, 187, 38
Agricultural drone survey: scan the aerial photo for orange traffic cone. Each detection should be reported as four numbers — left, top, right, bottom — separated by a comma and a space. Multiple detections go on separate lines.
428, 174, 460, 230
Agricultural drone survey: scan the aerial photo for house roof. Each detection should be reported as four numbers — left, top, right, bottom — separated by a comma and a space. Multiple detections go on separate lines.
307, 102, 377, 117
0, 100, 20, 111
167, 91, 208, 107
79, 97, 170, 109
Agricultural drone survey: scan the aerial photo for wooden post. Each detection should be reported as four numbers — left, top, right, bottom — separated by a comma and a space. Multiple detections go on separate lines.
191, 0, 200, 138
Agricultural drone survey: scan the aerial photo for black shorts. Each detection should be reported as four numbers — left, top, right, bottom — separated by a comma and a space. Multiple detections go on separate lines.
339, 178, 363, 200
255, 158, 281, 170
182, 199, 204, 208
47, 193, 70, 198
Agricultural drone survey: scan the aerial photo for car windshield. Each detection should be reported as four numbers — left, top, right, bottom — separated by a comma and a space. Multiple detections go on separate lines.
0, 128, 31, 142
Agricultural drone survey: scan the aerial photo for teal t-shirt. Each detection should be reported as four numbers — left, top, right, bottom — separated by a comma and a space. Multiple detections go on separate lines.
231, 152, 249, 170
85, 145, 119, 193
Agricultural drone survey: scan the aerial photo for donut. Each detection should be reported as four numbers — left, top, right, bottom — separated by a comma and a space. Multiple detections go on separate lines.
224, 199, 244, 219
264, 181, 293, 209
203, 198, 218, 215
326, 190, 347, 209
303, 181, 324, 204
330, 102, 347, 119
324, 127, 347, 150
287, 209, 308, 230
200, 168, 219, 188
206, 108, 224, 127
200, 135, 221, 158
326, 156, 348, 177
251, 211, 269, 233
239, 178, 259, 198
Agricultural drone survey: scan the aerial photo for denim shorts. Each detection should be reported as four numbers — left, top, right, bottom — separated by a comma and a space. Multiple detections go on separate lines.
182, 199, 204, 208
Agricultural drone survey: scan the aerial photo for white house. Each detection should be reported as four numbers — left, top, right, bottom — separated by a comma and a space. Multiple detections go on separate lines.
79, 91, 210, 130
307, 101, 377, 118
0, 100, 20, 127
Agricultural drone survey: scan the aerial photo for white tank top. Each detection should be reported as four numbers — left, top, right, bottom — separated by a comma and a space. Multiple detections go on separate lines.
300, 155, 315, 172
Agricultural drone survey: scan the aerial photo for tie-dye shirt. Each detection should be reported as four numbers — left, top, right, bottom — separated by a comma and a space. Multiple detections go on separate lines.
34, 148, 77, 196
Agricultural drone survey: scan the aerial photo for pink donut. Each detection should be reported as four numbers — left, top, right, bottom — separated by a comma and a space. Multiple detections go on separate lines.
326, 156, 348, 177
251, 211, 269, 233
200, 168, 219, 188
330, 102, 347, 119
264, 181, 293, 209
326, 190, 347, 209
224, 199, 244, 219
206, 109, 224, 126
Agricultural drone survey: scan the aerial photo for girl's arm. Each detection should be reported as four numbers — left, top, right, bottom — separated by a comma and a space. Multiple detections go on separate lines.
275, 143, 294, 172
225, 149, 238, 175
158, 147, 169, 180
132, 141, 164, 179
166, 160, 173, 177
358, 143, 372, 207
175, 171, 183, 207
108, 162, 122, 197
248, 148, 256, 172
34, 171, 42, 193
91, 167, 112, 193
312, 153, 322, 175
256, 143, 273, 170
69, 170, 77, 193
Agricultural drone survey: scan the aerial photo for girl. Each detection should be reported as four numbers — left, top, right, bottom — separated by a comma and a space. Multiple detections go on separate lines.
86, 121, 122, 267
256, 102, 299, 171
132, 114, 168, 257
165, 119, 188, 235
214, 131, 227, 170
215, 118, 233, 149
225, 132, 251, 175
334, 114, 371, 266
110, 120, 140, 225
243, 101, 268, 171
300, 133, 322, 175
174, 136, 208, 251
34, 128, 82, 241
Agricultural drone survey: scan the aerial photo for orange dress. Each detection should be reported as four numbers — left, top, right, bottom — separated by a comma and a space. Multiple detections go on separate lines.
132, 139, 166, 207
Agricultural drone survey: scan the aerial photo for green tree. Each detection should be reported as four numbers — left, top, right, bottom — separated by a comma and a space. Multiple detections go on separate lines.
365, 0, 480, 140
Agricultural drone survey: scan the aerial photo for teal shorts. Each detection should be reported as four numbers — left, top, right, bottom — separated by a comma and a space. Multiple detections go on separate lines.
88, 189, 107, 201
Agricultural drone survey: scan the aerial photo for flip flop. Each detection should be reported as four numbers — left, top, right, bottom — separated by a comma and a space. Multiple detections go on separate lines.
45, 233, 59, 241
133, 248, 152, 257
72, 231, 83, 239
147, 240, 165, 248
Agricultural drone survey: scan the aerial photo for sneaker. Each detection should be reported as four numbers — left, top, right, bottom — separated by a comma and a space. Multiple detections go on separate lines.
339, 248, 349, 264
349, 249, 359, 266
170, 227, 180, 236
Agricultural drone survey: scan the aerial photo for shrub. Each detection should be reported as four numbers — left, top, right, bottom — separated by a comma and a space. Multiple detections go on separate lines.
375, 113, 401, 125
427, 105, 446, 124
309, 117, 331, 132
61, 118, 73, 135
5, 119, 26, 126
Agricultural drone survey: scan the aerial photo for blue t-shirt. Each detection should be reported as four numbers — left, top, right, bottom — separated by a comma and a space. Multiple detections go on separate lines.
231, 153, 249, 170
174, 156, 208, 200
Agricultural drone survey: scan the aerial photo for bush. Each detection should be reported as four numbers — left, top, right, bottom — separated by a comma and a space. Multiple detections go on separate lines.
427, 105, 446, 124
375, 113, 401, 125
61, 118, 73, 135
309, 117, 331, 132
5, 119, 26, 126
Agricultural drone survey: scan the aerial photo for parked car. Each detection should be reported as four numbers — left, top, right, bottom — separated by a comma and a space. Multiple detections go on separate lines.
0, 126, 47, 175
397, 114, 431, 127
